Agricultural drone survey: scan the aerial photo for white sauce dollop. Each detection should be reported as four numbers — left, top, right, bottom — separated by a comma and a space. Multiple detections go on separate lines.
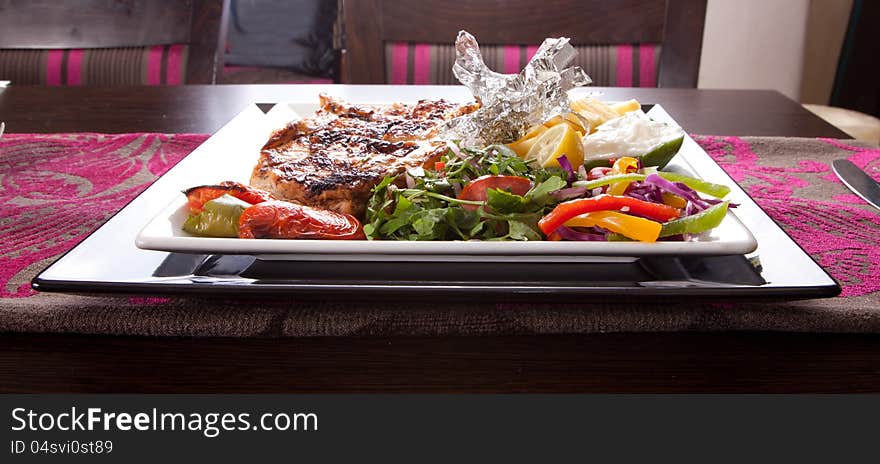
582, 111, 683, 161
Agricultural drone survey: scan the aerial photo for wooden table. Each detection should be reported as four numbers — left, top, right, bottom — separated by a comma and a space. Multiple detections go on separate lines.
3, 85, 878, 393
0, 85, 845, 137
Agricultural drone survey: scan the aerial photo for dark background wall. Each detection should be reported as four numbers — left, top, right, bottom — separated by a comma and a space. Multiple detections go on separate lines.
830, 0, 879, 117
224, 0, 337, 78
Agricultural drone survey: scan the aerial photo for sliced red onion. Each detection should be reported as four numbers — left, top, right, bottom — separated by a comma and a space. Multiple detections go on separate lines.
447, 141, 464, 160
551, 186, 589, 201
556, 154, 577, 184
555, 226, 607, 241
452, 181, 463, 196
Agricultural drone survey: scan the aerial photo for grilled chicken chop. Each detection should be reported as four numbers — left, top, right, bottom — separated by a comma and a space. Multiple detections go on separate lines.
250, 95, 479, 217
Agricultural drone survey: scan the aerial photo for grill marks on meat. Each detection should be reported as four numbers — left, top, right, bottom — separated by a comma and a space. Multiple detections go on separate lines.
251, 95, 479, 217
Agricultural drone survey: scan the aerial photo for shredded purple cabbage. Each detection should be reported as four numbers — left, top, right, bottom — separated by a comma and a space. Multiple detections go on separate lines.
556, 155, 577, 184
627, 191, 648, 201
555, 226, 607, 241
626, 182, 664, 203
551, 186, 589, 201
643, 174, 713, 211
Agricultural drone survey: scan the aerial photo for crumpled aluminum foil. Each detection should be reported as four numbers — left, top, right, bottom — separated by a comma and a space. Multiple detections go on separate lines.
442, 30, 592, 147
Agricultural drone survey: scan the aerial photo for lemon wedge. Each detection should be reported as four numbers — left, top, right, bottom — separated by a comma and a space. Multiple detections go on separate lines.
525, 123, 584, 168
507, 124, 549, 157
508, 113, 587, 157
543, 113, 587, 135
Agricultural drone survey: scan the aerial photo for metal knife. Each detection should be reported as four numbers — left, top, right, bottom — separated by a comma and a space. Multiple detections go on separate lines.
832, 159, 880, 210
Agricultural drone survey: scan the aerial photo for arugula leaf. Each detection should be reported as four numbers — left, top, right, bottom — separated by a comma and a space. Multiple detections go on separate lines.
468, 220, 486, 237
446, 207, 481, 239
525, 176, 567, 206
508, 220, 543, 241
411, 211, 441, 239
392, 194, 414, 216
486, 188, 527, 214
379, 214, 412, 236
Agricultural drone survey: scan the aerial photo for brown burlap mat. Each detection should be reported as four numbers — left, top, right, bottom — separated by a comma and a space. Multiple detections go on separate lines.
1, 135, 878, 336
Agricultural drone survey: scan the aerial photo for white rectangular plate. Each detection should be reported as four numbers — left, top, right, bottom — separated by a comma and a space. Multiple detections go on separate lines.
135, 89, 757, 262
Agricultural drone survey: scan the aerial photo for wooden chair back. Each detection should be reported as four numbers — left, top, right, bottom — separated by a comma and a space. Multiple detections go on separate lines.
340, 0, 706, 88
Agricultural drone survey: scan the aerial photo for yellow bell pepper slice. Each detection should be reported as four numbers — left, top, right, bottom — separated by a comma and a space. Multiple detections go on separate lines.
607, 156, 641, 195
563, 210, 662, 242
612, 156, 639, 174
661, 192, 688, 209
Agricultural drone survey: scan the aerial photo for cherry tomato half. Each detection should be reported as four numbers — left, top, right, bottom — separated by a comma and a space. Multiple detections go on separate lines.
457, 175, 532, 211
184, 181, 276, 214
238, 200, 365, 240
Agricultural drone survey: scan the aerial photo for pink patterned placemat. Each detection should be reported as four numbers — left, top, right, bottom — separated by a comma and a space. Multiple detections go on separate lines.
0, 133, 878, 336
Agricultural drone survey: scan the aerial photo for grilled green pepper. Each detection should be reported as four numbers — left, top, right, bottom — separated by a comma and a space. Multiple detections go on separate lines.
182, 194, 251, 237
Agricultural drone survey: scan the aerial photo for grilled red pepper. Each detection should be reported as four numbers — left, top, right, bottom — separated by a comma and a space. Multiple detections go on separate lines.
239, 200, 366, 240
538, 195, 681, 235
184, 181, 276, 214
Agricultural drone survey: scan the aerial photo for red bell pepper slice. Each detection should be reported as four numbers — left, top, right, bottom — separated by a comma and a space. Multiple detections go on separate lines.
184, 181, 276, 214
538, 195, 681, 235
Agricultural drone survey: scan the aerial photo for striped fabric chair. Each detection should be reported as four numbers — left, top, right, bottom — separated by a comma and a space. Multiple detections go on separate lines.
0, 46, 191, 86
0, 0, 228, 86
384, 43, 661, 87
342, 0, 706, 88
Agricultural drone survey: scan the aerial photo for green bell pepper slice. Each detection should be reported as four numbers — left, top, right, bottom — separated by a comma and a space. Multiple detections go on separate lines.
182, 194, 252, 237
572, 173, 646, 190
655, 172, 731, 198
659, 201, 729, 237
572, 172, 730, 199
